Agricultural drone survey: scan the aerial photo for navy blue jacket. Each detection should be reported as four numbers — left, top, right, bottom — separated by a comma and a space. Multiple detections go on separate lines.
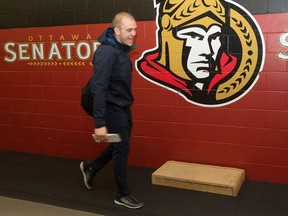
91, 28, 135, 128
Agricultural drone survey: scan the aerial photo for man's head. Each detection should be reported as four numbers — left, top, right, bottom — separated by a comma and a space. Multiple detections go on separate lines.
112, 12, 137, 46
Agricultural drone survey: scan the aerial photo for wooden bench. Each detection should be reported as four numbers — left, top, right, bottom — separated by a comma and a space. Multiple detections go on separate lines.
152, 161, 245, 196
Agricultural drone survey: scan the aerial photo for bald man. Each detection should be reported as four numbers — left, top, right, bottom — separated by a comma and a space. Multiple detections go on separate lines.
80, 12, 143, 209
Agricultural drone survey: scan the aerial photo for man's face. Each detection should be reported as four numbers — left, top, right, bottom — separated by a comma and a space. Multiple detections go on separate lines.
115, 17, 137, 46
177, 25, 221, 79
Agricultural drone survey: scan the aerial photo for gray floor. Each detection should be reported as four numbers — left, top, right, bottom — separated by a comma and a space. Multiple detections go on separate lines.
0, 196, 103, 216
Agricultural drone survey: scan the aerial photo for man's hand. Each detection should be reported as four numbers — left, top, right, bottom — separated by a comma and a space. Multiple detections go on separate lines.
94, 127, 108, 142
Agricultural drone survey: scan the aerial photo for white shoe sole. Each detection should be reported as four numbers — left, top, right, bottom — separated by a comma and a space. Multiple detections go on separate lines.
80, 162, 94, 190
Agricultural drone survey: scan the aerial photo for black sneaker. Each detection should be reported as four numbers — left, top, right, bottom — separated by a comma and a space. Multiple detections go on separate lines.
114, 194, 144, 209
80, 161, 95, 190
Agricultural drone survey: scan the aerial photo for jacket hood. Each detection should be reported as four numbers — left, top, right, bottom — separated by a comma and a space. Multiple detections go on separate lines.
97, 28, 137, 52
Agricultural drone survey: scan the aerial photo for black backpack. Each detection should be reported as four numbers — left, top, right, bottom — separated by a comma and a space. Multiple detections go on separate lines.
81, 78, 93, 116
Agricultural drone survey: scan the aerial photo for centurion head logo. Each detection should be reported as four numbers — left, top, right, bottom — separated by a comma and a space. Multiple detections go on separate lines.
136, 0, 265, 107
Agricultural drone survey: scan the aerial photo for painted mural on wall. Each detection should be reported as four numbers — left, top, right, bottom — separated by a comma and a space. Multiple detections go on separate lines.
136, 0, 266, 107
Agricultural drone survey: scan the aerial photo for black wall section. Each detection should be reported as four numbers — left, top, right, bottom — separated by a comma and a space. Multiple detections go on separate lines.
236, 0, 288, 14
0, 0, 287, 29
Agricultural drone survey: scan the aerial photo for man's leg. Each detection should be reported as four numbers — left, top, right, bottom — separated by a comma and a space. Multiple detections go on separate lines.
80, 144, 114, 189
111, 114, 144, 209
90, 144, 114, 172
112, 126, 130, 196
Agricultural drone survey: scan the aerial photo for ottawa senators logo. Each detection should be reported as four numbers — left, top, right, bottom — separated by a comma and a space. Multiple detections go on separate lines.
136, 0, 265, 107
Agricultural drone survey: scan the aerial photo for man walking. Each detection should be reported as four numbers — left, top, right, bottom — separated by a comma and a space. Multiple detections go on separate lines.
80, 12, 143, 209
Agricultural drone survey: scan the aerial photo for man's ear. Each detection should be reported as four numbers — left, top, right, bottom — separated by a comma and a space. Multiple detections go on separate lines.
114, 27, 120, 36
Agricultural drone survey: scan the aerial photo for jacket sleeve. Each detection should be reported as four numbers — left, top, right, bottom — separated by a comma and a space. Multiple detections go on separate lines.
90, 45, 115, 128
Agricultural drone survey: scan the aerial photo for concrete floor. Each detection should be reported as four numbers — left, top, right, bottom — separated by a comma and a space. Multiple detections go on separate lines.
0, 196, 103, 216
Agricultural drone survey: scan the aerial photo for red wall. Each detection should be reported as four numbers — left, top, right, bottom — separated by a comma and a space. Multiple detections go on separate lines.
0, 13, 287, 183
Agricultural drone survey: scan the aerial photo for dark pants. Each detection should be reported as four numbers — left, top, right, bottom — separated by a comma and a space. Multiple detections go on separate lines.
91, 103, 132, 196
